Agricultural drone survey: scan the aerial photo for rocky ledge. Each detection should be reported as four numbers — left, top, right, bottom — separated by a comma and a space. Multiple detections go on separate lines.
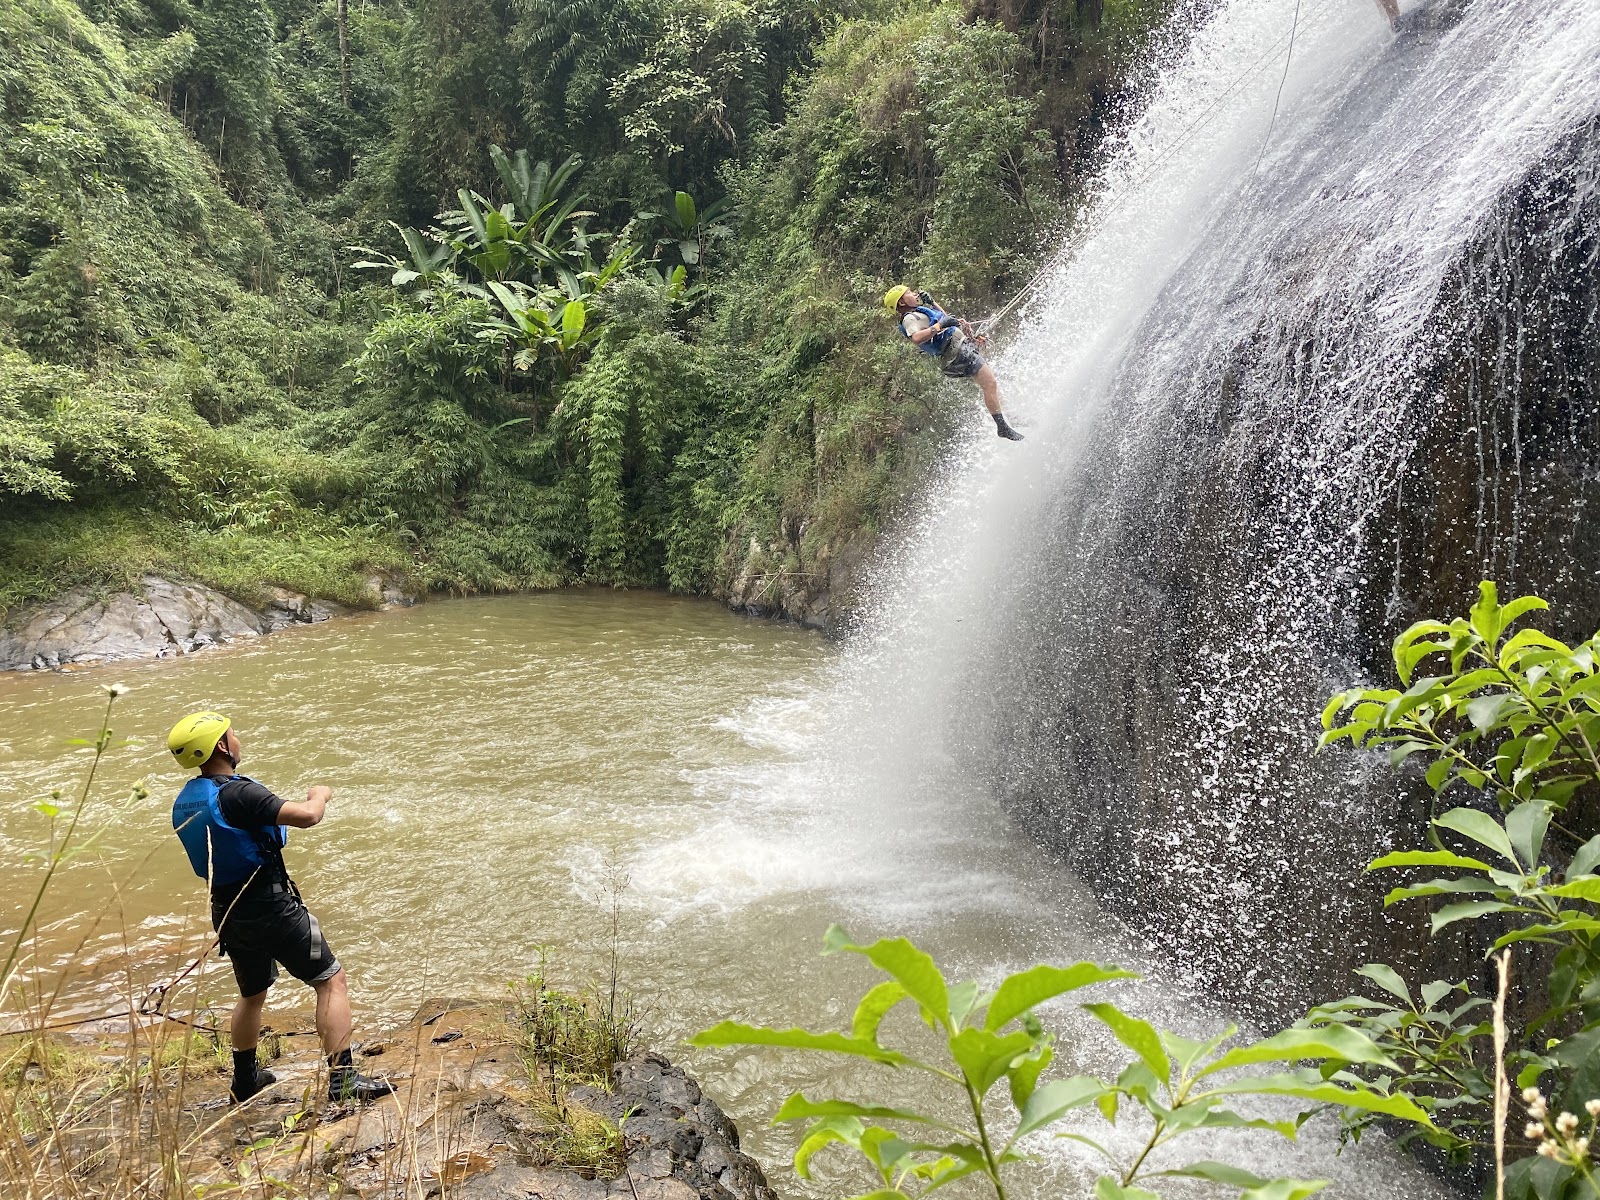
182, 1005, 777, 1200
0, 574, 414, 671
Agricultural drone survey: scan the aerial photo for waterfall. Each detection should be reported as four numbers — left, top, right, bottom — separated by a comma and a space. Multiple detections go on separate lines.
834, 0, 1600, 1014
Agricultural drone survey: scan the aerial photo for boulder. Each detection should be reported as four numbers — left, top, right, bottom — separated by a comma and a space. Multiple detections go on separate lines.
0, 576, 378, 671
0, 576, 267, 670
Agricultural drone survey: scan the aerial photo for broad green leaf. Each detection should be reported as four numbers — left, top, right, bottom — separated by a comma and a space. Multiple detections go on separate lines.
1394, 621, 1452, 684
773, 1094, 961, 1133
1201, 1026, 1397, 1076
1430, 900, 1518, 934
1353, 964, 1410, 1004
561, 299, 586, 344
1546, 878, 1600, 902
1162, 1026, 1234, 1075
675, 190, 697, 231
1161, 1162, 1268, 1188
1469, 581, 1504, 647
1419, 980, 1458, 1011
985, 963, 1135, 1031
1008, 1041, 1054, 1110
1241, 1180, 1330, 1200
1493, 920, 1600, 950
824, 928, 950, 1029
853, 982, 908, 1043
1506, 801, 1553, 868
1204, 1074, 1431, 1124
1368, 849, 1492, 872
948, 1027, 1037, 1095
1010, 1076, 1108, 1142
1083, 1004, 1170, 1085
1434, 808, 1519, 865
1466, 694, 1515, 731
794, 1118, 859, 1178
917, 1161, 983, 1196
690, 1022, 909, 1065
1320, 689, 1361, 729
1094, 1179, 1160, 1200
949, 980, 980, 1029
1383, 879, 1499, 906
1174, 1108, 1297, 1137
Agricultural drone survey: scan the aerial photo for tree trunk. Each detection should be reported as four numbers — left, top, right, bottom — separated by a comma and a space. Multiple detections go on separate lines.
336, 0, 351, 107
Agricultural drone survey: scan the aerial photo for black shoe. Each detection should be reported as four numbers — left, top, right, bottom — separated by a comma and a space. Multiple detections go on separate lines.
328, 1068, 396, 1103
229, 1066, 277, 1104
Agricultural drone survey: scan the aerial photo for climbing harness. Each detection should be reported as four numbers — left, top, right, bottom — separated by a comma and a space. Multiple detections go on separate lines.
973, 16, 1310, 340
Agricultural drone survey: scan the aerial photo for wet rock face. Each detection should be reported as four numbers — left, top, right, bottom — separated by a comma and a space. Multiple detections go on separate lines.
722, 527, 873, 634
990, 108, 1600, 1017
566, 1053, 778, 1200
0, 575, 417, 671
0, 576, 272, 670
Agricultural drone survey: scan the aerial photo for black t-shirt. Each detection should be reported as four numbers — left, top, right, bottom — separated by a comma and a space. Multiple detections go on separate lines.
215, 777, 286, 829
209, 777, 291, 904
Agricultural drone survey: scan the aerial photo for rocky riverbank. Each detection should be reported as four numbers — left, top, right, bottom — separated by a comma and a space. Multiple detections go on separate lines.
10, 1002, 777, 1200
0, 574, 415, 671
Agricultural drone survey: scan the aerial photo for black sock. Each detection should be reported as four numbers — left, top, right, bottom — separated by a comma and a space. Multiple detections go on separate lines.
328, 1048, 354, 1072
992, 411, 1007, 428
232, 1048, 258, 1081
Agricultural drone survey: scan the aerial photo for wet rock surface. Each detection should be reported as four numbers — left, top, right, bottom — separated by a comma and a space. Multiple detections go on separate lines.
0, 575, 414, 671
169, 1007, 774, 1200
722, 526, 873, 634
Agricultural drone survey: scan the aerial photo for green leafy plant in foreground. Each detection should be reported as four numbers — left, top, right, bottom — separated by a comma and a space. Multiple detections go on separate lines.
1315, 583, 1600, 1193
692, 927, 1428, 1200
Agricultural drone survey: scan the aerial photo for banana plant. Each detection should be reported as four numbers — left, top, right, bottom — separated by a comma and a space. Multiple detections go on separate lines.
351, 223, 459, 297
483, 283, 592, 376
691, 928, 1427, 1200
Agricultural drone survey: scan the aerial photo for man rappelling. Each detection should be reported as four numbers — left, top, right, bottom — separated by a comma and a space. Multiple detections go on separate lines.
168, 711, 395, 1105
883, 285, 1024, 441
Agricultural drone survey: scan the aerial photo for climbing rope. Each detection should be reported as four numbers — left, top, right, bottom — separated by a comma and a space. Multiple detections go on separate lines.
975, 14, 1309, 338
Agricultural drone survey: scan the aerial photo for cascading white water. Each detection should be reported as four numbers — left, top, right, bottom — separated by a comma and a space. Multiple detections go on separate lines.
815, 0, 1600, 1017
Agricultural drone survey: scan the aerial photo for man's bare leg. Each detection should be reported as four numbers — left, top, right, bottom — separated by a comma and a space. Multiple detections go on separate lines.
315, 968, 395, 1102
975, 365, 1023, 440
312, 967, 353, 1059
231, 989, 268, 1051
975, 364, 1003, 415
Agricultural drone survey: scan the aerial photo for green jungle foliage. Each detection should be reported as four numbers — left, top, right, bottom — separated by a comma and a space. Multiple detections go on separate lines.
0, 0, 1180, 618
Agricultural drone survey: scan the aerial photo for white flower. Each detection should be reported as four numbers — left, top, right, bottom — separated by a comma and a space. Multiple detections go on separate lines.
108, 682, 130, 697
1527, 1122, 1548, 1140
1587, 1098, 1600, 1118
1530, 1097, 1550, 1121
1577, 1138, 1591, 1159
1538, 1141, 1562, 1159
1558, 1112, 1581, 1135
1525, 1087, 1547, 1106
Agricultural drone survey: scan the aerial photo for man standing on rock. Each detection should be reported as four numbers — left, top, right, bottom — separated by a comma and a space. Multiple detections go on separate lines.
167, 711, 395, 1105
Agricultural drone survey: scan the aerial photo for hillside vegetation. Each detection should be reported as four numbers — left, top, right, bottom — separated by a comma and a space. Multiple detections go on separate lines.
0, 0, 1179, 619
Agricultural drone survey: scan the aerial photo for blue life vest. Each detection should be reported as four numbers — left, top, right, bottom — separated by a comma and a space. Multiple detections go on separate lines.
901, 303, 957, 356
172, 774, 288, 889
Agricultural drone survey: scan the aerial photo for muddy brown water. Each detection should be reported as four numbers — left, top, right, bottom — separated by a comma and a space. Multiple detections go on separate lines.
0, 592, 1453, 1198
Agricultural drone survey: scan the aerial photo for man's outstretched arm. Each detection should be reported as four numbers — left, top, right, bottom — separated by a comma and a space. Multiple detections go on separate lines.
279, 786, 332, 828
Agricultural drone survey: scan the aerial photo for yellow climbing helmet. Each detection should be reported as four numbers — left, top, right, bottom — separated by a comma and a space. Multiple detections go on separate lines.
168, 711, 231, 768
882, 284, 909, 314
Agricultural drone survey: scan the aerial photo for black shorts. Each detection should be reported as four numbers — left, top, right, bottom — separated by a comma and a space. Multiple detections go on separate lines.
940, 340, 986, 379
213, 889, 340, 997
